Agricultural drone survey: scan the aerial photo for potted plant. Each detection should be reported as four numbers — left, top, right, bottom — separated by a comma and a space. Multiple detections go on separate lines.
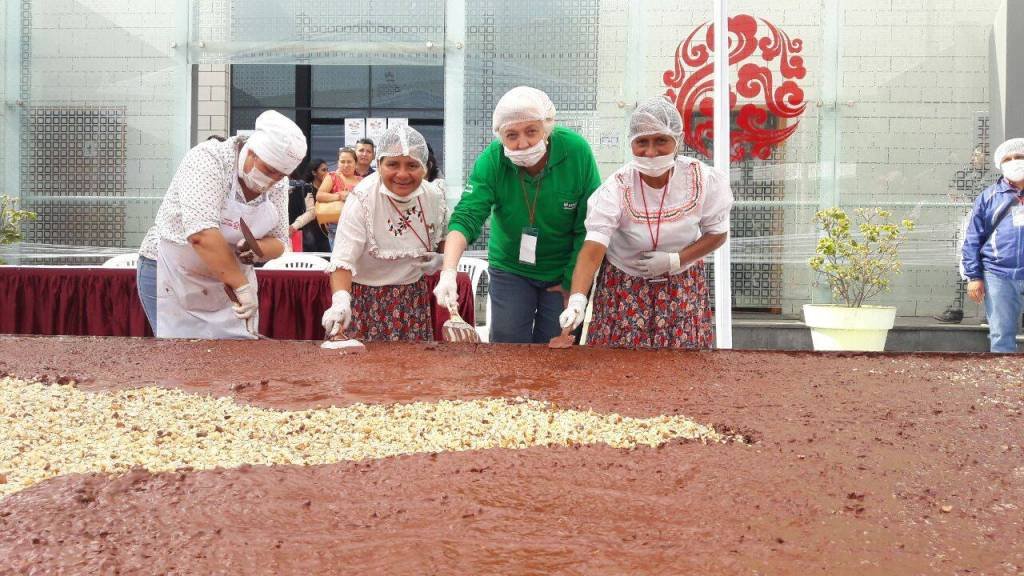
803, 207, 914, 351
0, 194, 37, 265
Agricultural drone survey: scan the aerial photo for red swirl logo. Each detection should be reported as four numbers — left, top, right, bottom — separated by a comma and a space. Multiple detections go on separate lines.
663, 15, 806, 162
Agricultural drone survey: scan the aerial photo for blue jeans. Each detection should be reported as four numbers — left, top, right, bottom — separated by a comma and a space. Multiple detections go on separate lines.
137, 255, 158, 334
983, 271, 1024, 353
488, 267, 564, 344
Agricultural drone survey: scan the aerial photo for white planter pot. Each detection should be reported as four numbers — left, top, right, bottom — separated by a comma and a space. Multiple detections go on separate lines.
802, 304, 897, 352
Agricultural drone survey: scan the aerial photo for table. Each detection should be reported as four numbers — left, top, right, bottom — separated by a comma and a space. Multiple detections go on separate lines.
0, 267, 474, 340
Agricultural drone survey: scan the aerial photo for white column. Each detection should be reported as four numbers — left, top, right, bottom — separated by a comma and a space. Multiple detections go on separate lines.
443, 0, 466, 210
814, 0, 841, 304
713, 0, 733, 348
179, 1, 193, 160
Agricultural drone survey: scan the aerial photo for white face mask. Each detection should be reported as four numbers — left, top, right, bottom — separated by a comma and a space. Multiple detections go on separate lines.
237, 146, 278, 194
631, 154, 676, 177
1002, 159, 1024, 183
503, 139, 547, 168
379, 180, 424, 202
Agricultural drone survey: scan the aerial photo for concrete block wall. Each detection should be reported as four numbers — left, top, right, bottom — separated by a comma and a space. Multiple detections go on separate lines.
196, 64, 229, 142
19, 0, 187, 250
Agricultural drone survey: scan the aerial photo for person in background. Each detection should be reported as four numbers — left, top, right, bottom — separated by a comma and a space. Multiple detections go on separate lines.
289, 158, 331, 253
318, 148, 363, 250
962, 137, 1024, 353
433, 86, 601, 343
137, 110, 306, 338
933, 145, 993, 323
425, 142, 447, 196
425, 143, 443, 182
354, 138, 376, 178
320, 124, 448, 342
558, 96, 733, 349
287, 166, 310, 251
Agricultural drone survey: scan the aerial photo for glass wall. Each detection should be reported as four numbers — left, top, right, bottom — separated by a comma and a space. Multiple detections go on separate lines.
1, 0, 1010, 321
3, 0, 189, 263
616, 0, 1005, 318
836, 0, 1001, 319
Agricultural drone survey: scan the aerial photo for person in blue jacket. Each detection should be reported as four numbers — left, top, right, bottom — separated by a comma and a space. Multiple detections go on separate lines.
961, 137, 1024, 352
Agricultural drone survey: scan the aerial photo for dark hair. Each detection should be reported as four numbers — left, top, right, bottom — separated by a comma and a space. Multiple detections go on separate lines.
304, 158, 327, 183
425, 143, 440, 182
356, 138, 375, 149
337, 148, 358, 163
206, 134, 226, 142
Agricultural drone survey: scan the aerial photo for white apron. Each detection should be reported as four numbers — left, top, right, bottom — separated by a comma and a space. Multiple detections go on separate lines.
156, 180, 278, 339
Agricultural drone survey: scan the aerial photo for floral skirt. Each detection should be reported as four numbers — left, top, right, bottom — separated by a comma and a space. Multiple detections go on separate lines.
350, 277, 432, 342
587, 260, 714, 349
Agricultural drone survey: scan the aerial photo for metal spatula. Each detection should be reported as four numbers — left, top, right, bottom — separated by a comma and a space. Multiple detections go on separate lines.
441, 303, 480, 343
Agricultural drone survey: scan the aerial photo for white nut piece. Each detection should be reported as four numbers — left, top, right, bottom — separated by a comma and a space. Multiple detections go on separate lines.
0, 377, 741, 498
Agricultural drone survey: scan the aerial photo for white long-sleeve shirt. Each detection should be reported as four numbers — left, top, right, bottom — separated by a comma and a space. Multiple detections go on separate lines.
139, 137, 290, 260
584, 156, 733, 277
329, 174, 448, 286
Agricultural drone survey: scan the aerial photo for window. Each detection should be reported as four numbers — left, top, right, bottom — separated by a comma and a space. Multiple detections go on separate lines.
231, 64, 444, 172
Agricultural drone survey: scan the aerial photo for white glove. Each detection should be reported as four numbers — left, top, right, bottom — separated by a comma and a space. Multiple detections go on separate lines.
231, 283, 259, 336
433, 269, 459, 309
559, 293, 588, 330
321, 290, 352, 337
235, 238, 266, 265
412, 252, 445, 275
635, 251, 681, 278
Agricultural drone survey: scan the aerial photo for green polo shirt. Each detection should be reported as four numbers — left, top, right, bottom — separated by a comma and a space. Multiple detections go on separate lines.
449, 126, 601, 289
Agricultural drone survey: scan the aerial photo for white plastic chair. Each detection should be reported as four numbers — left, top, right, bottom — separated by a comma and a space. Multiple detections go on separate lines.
102, 253, 139, 268
457, 256, 490, 342
262, 253, 329, 271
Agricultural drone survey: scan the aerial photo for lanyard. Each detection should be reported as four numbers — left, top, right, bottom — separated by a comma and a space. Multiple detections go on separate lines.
386, 196, 431, 251
518, 172, 542, 227
639, 171, 672, 251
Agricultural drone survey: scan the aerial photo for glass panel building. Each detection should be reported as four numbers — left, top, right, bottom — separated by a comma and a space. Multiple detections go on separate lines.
2, 0, 1021, 321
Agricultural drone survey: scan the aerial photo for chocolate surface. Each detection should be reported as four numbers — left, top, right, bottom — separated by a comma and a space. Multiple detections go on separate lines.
1, 336, 1022, 574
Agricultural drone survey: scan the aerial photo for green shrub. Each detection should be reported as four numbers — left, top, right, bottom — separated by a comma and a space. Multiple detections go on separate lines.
809, 207, 914, 308
0, 195, 37, 264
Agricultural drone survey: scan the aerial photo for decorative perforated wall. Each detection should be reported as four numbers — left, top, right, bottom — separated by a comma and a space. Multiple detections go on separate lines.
683, 111, 786, 310
21, 107, 127, 251
464, 0, 601, 249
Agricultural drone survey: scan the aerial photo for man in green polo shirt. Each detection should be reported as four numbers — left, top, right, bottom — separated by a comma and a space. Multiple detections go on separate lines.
434, 86, 601, 343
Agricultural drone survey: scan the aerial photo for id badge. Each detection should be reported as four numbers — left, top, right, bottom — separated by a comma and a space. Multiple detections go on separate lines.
519, 227, 538, 265
1013, 205, 1024, 227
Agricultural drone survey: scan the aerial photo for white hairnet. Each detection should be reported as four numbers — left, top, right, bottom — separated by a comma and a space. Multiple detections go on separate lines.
246, 110, 307, 175
492, 86, 556, 136
629, 96, 683, 146
376, 123, 428, 168
994, 137, 1024, 169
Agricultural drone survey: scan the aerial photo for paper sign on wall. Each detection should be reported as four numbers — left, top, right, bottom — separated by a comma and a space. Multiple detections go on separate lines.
387, 118, 409, 129
344, 118, 366, 147
366, 118, 387, 145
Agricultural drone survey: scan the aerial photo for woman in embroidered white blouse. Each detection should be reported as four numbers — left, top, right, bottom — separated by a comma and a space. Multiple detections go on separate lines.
558, 96, 734, 349
320, 124, 448, 342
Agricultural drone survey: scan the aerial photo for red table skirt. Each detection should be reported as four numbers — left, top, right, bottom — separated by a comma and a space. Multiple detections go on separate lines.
0, 267, 474, 341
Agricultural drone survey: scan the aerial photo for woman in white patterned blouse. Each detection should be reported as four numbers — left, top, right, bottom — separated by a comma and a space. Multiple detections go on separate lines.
558, 96, 734, 349
320, 124, 448, 342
